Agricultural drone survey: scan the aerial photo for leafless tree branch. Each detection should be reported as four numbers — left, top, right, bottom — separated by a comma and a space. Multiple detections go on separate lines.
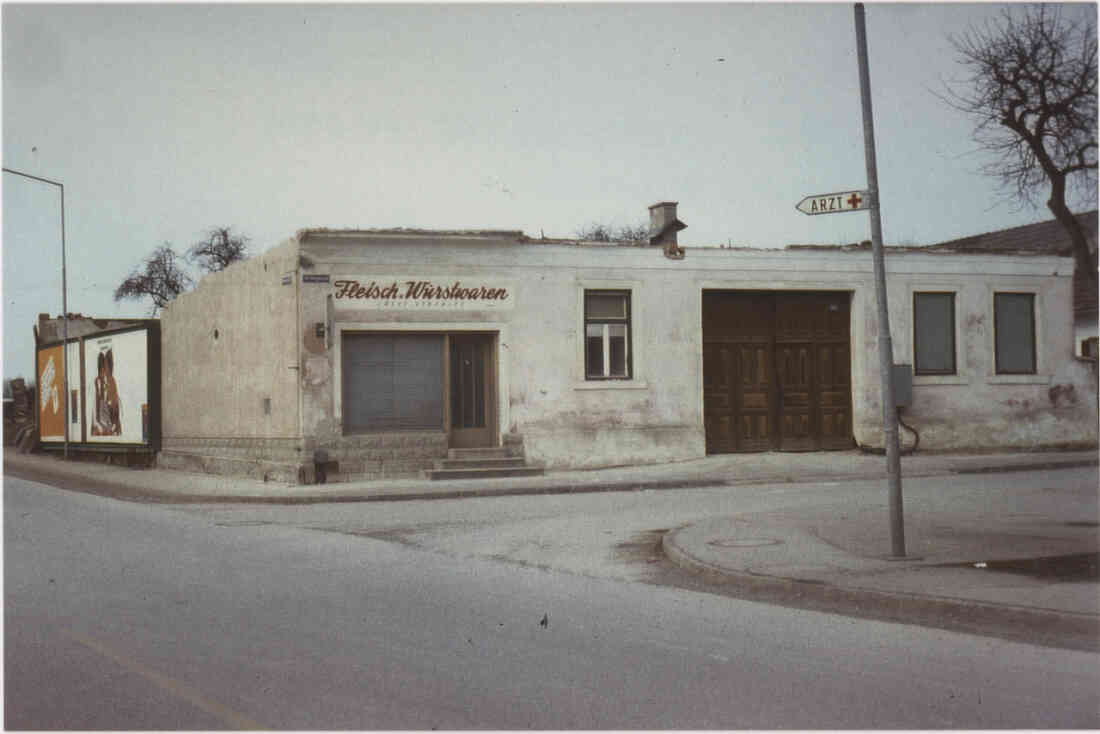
942, 4, 1097, 285
188, 227, 250, 273
113, 245, 195, 315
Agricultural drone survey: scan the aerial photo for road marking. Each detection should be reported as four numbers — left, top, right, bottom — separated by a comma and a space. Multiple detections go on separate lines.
63, 629, 264, 730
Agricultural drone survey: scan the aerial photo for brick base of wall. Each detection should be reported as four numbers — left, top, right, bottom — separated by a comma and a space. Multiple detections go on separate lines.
157, 437, 309, 484
309, 432, 450, 483
158, 432, 453, 484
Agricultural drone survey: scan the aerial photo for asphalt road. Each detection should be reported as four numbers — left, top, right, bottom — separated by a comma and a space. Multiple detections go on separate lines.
6, 474, 1100, 729
176, 465, 1100, 584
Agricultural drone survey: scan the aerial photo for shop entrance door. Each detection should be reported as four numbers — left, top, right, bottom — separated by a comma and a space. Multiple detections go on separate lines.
449, 334, 496, 448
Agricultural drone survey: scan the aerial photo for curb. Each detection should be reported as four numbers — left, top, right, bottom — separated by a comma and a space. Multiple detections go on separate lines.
6, 454, 1097, 505
661, 525, 1100, 652
4, 462, 730, 505
951, 459, 1099, 475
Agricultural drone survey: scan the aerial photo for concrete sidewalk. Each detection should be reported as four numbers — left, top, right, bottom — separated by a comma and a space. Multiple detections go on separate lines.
3, 445, 1097, 503
662, 461, 1099, 649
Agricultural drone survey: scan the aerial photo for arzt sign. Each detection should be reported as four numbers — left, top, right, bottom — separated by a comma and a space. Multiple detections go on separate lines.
796, 190, 869, 215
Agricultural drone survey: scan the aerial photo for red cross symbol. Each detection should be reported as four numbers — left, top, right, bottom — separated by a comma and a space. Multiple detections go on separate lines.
847, 192, 863, 209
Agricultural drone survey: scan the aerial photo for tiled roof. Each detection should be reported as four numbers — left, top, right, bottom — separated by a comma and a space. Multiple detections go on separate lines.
925, 210, 1097, 256
927, 211, 1097, 318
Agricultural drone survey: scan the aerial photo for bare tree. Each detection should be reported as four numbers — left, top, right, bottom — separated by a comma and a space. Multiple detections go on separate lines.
113, 245, 194, 315
188, 227, 249, 273
576, 222, 650, 242
943, 4, 1097, 286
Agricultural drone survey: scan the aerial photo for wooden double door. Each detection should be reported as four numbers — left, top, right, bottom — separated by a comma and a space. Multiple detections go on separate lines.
703, 291, 853, 453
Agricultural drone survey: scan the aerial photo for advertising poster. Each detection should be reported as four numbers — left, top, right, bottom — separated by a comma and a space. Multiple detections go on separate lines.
84, 329, 149, 444
37, 344, 65, 441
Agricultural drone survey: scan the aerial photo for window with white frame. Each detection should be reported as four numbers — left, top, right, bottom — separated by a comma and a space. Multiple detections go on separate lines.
994, 292, 1036, 374
913, 292, 956, 375
584, 290, 631, 379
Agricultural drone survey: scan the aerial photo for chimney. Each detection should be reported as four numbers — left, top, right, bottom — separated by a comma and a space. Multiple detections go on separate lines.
648, 201, 687, 259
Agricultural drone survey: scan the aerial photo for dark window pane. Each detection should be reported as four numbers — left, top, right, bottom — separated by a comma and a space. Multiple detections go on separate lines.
586, 294, 627, 319
995, 293, 1036, 374
914, 293, 955, 374
608, 324, 628, 377
586, 324, 604, 377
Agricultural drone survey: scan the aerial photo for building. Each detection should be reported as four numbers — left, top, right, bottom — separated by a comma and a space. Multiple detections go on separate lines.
157, 203, 1098, 483
924, 211, 1098, 358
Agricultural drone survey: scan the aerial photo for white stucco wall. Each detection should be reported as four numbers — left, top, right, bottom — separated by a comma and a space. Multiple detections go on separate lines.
1076, 315, 1098, 357
160, 239, 300, 440
292, 232, 1096, 469
878, 256, 1095, 450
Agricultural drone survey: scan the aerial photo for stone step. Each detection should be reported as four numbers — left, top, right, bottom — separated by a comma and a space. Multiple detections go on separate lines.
447, 447, 515, 460
423, 465, 544, 481
437, 457, 527, 470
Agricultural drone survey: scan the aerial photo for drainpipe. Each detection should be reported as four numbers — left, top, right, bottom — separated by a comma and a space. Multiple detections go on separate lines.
295, 237, 303, 445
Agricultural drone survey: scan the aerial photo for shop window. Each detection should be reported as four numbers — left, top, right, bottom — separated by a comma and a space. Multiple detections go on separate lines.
585, 290, 631, 379
913, 292, 956, 375
994, 293, 1036, 374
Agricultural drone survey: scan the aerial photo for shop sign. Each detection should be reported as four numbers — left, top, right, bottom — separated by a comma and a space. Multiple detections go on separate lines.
331, 276, 514, 310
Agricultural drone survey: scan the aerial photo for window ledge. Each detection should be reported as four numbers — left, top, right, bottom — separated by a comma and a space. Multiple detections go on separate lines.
986, 374, 1051, 385
574, 381, 649, 391
913, 375, 971, 386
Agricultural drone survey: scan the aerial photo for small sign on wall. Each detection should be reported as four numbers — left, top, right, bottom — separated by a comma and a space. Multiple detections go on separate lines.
330, 276, 515, 311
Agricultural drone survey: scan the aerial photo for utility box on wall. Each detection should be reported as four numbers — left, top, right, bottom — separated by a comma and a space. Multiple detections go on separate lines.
893, 363, 913, 408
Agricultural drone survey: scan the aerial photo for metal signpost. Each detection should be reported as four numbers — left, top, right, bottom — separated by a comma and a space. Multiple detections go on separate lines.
790, 4, 906, 558
3, 167, 69, 459
854, 3, 905, 558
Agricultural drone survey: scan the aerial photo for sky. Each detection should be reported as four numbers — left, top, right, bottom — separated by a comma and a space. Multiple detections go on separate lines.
3, 2, 1096, 381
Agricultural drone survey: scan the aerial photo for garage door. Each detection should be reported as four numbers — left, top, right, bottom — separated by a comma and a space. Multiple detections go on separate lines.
703, 291, 853, 453
342, 334, 443, 433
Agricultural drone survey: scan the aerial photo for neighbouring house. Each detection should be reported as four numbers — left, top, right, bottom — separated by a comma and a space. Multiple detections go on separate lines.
156, 202, 1098, 484
924, 211, 1098, 359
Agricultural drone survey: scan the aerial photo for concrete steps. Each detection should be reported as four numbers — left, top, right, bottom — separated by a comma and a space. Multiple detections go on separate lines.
424, 447, 543, 481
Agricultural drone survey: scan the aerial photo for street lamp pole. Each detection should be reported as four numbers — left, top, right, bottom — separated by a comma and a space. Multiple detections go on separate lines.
853, 4, 905, 557
3, 167, 69, 459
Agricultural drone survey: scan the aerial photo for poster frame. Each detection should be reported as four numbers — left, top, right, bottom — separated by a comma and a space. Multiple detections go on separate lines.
34, 320, 161, 452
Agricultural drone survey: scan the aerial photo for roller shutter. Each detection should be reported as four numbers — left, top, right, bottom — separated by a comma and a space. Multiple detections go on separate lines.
343, 334, 443, 432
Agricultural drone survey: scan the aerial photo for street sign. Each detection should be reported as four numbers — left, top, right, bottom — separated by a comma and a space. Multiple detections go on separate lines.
795, 190, 869, 215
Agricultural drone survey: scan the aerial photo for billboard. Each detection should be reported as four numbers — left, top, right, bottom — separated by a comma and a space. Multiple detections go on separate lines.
83, 328, 149, 444
35, 321, 159, 449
